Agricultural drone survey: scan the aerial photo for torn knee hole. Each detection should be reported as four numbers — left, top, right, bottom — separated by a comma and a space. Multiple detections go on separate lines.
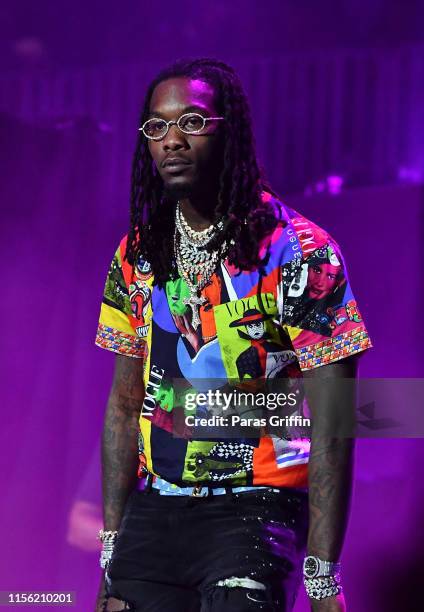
104, 596, 133, 611
215, 576, 266, 590
215, 578, 270, 604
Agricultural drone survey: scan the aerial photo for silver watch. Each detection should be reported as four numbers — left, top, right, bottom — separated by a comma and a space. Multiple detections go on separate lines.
303, 555, 341, 579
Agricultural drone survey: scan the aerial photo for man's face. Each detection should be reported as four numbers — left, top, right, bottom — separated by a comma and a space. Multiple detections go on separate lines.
307, 263, 341, 300
245, 321, 265, 340
147, 77, 224, 198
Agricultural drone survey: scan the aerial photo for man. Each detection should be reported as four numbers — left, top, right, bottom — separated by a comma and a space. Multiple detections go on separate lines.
94, 58, 372, 611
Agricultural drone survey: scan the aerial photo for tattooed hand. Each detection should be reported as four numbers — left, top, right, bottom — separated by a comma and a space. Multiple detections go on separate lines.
310, 592, 346, 611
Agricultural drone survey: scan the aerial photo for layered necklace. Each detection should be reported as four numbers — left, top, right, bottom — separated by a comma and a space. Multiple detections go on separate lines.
174, 201, 228, 330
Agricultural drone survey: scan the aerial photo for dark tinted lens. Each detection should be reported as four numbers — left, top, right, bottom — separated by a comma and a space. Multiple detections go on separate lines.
143, 119, 167, 138
178, 113, 205, 133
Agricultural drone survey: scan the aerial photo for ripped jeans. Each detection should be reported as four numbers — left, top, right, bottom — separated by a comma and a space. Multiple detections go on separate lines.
103, 486, 309, 611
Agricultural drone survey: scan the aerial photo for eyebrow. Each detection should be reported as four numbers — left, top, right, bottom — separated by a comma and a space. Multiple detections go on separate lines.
147, 104, 211, 118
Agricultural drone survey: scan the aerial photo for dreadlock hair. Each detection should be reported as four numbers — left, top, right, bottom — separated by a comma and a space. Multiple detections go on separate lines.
125, 57, 282, 288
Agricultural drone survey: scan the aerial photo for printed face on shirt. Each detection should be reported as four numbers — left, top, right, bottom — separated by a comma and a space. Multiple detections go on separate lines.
147, 77, 225, 198
245, 321, 265, 340
306, 263, 341, 300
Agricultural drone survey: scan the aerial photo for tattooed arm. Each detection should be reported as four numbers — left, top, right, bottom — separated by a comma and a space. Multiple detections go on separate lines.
303, 354, 359, 612
95, 354, 144, 611
102, 353, 144, 529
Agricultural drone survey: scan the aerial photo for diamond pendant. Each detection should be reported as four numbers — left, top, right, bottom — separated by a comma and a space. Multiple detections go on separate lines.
183, 290, 207, 330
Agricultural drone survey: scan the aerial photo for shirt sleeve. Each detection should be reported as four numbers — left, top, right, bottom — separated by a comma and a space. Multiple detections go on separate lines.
279, 240, 372, 371
95, 238, 148, 359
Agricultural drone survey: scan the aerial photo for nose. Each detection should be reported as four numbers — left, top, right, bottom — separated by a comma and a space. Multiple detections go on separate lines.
162, 123, 189, 151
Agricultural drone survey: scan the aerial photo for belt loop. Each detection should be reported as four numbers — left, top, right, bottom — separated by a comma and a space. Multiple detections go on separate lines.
191, 483, 206, 497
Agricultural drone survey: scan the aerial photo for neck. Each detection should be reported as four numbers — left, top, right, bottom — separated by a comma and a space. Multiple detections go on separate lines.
178, 195, 217, 231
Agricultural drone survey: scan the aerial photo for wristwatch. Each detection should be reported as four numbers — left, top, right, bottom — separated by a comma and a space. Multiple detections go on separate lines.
303, 555, 341, 579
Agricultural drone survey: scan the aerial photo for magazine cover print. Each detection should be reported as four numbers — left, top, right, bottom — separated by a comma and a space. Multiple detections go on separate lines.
279, 211, 367, 365
214, 292, 300, 381
96, 192, 372, 488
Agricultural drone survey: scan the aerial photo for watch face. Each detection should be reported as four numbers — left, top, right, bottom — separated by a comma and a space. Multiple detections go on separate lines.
303, 556, 319, 578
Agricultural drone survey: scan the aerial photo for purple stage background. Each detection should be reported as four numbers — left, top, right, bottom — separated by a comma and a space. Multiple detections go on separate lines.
1, 2, 424, 610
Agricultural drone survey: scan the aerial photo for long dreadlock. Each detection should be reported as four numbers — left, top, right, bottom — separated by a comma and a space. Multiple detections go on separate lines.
125, 57, 281, 288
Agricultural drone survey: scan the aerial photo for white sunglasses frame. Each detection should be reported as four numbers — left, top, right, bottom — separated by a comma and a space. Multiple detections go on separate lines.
139, 112, 225, 141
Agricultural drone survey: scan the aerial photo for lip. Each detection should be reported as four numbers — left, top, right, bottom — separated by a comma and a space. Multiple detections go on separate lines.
162, 157, 192, 168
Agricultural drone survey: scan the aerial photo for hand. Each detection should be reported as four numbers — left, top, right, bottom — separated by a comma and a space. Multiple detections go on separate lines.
310, 592, 346, 611
95, 571, 107, 611
95, 571, 130, 611
97, 596, 129, 611
174, 314, 200, 352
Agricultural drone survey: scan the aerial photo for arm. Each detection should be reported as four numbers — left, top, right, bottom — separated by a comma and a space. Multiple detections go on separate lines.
96, 353, 145, 611
102, 353, 145, 530
303, 354, 359, 611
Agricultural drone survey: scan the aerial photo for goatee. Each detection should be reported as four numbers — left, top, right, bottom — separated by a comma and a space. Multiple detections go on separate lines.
163, 182, 194, 201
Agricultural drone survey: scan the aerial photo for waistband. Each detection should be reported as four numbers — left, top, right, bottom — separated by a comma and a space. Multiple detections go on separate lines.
138, 474, 285, 497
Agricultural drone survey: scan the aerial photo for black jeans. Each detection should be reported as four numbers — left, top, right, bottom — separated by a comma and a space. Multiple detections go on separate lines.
104, 487, 309, 611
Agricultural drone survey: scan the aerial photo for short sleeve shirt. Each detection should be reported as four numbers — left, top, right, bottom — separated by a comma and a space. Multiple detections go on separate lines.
95, 193, 372, 489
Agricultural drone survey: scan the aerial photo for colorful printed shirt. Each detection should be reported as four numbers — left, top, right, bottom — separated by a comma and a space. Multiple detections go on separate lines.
95, 193, 372, 490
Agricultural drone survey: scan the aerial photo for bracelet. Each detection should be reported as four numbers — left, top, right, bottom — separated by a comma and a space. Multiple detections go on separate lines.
304, 575, 342, 600
98, 529, 119, 542
98, 530, 119, 569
